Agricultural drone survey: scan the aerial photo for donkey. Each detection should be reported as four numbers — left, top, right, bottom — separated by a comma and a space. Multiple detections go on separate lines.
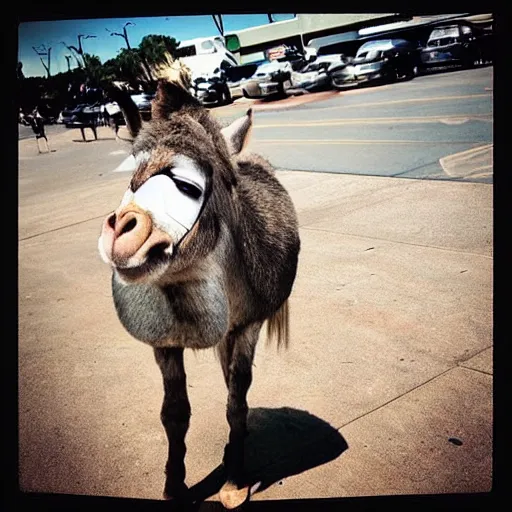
98, 77, 300, 508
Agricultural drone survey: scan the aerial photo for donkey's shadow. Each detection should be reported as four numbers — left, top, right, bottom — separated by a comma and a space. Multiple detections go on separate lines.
188, 407, 348, 506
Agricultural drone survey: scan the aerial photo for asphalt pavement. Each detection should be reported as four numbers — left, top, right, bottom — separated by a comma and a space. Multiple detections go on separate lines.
18, 65, 493, 507
241, 66, 493, 182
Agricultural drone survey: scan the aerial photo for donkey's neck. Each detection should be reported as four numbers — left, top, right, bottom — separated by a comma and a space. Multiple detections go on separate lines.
111, 223, 247, 350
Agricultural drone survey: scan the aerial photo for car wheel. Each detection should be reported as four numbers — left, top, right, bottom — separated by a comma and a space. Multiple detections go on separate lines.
223, 85, 233, 105
276, 81, 286, 98
474, 48, 483, 67
387, 68, 399, 83
404, 65, 417, 80
463, 57, 475, 69
331, 78, 354, 90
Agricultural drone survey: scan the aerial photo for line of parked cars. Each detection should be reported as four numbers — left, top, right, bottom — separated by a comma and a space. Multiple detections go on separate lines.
56, 91, 155, 129
21, 20, 491, 127
202, 19, 492, 105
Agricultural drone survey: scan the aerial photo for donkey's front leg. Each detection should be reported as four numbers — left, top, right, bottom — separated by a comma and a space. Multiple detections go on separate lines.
219, 324, 259, 509
154, 347, 191, 502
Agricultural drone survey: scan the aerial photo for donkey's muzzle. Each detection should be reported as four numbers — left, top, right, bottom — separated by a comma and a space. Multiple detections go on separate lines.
99, 204, 172, 269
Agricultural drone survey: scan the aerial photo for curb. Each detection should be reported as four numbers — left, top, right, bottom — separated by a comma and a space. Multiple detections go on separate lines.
216, 90, 339, 115
439, 143, 493, 179
252, 90, 339, 112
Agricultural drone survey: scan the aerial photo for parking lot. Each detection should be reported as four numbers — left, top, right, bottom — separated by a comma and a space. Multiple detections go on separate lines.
219, 66, 492, 182
21, 66, 492, 184
18, 64, 493, 507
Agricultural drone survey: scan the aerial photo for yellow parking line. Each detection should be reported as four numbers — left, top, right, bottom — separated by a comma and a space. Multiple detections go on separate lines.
313, 93, 491, 110
439, 143, 493, 158
254, 114, 492, 128
469, 165, 492, 172
254, 139, 482, 145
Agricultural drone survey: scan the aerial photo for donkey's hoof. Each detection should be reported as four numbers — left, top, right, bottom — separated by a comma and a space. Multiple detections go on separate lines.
163, 483, 189, 502
219, 482, 250, 509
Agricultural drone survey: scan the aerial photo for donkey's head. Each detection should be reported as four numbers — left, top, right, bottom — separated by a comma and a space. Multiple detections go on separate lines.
98, 78, 253, 285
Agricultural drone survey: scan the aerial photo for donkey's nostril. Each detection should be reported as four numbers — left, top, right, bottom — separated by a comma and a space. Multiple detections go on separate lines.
120, 217, 137, 236
111, 209, 153, 262
108, 213, 116, 229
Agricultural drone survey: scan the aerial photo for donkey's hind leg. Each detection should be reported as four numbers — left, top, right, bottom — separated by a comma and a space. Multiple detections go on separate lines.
154, 347, 191, 502
219, 322, 261, 509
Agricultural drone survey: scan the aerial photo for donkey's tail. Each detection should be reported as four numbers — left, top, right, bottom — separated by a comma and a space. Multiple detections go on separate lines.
266, 300, 290, 351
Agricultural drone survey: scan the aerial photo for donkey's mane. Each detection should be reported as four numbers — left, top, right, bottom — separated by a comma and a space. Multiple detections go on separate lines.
141, 51, 193, 92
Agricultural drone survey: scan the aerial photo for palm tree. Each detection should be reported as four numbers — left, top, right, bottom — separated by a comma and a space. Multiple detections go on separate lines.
114, 47, 145, 90
106, 22, 154, 89
82, 53, 103, 85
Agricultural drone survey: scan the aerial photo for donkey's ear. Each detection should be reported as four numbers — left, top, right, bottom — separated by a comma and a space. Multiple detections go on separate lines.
221, 109, 253, 155
152, 79, 201, 119
105, 84, 142, 139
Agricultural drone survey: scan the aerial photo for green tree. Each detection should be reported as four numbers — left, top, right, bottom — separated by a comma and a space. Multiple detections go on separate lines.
101, 58, 120, 83
83, 53, 103, 85
114, 47, 145, 90
138, 34, 180, 66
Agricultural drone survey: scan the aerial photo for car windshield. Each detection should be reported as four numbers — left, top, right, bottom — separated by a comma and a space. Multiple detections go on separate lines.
429, 26, 459, 40
224, 63, 261, 82
256, 62, 281, 74
356, 40, 395, 56
302, 60, 333, 72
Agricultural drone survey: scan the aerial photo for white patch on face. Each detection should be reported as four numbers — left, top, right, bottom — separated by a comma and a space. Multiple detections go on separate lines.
133, 156, 205, 239
104, 154, 206, 269
113, 150, 152, 173
119, 188, 135, 209
113, 155, 205, 246
98, 235, 110, 263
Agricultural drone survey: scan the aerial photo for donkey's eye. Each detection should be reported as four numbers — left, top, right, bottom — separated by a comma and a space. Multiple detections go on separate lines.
157, 166, 174, 179
156, 166, 203, 200
173, 178, 202, 200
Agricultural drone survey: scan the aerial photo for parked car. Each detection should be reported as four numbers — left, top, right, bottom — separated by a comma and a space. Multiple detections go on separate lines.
224, 61, 265, 100
61, 102, 103, 128
420, 21, 493, 71
241, 59, 294, 99
290, 54, 350, 92
190, 73, 232, 107
330, 38, 420, 89
130, 92, 155, 120
60, 103, 92, 126
239, 44, 313, 99
60, 90, 155, 127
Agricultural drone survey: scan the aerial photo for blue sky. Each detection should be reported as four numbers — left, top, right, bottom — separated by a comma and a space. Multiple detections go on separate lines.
18, 14, 296, 78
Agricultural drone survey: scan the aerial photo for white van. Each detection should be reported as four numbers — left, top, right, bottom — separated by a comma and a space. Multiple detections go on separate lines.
176, 36, 242, 103
176, 36, 239, 69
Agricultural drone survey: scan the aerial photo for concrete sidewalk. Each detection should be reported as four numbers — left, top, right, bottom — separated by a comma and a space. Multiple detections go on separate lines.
18, 134, 493, 504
